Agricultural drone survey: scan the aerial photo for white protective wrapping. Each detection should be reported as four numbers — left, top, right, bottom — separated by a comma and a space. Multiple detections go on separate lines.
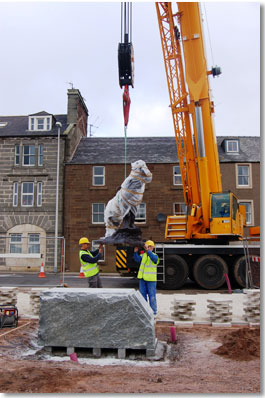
104, 160, 152, 237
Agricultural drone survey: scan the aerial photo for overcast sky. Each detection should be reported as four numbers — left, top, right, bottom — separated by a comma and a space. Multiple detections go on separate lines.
0, 2, 260, 138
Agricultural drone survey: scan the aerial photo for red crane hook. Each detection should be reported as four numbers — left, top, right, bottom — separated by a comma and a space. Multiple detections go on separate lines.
123, 85, 131, 127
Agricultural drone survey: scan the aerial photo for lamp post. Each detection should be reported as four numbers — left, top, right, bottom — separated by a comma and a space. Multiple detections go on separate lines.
54, 121, 62, 273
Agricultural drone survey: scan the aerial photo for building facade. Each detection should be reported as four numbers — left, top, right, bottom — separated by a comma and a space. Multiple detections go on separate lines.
64, 136, 260, 273
0, 89, 88, 271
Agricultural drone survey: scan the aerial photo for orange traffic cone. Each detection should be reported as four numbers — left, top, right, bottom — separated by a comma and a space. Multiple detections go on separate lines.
38, 262, 46, 278
78, 265, 85, 278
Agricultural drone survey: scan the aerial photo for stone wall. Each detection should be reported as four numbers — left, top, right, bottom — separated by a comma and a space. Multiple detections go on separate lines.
0, 136, 65, 271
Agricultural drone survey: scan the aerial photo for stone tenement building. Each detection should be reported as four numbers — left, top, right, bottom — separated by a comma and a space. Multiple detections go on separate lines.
0, 89, 88, 271
64, 136, 260, 273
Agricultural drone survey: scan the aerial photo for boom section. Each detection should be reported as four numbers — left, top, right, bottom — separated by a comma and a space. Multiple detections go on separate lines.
155, 2, 200, 208
177, 2, 222, 199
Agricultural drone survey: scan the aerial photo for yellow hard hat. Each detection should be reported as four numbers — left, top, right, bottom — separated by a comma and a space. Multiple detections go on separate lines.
145, 240, 155, 248
79, 237, 90, 245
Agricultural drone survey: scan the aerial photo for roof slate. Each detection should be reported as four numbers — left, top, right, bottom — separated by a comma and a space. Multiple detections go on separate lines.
68, 136, 260, 165
0, 114, 68, 137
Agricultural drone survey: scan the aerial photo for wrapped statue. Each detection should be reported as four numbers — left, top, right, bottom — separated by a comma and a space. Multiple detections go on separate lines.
98, 160, 152, 245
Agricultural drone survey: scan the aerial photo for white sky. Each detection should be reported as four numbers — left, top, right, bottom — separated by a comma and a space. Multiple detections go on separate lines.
0, 2, 260, 138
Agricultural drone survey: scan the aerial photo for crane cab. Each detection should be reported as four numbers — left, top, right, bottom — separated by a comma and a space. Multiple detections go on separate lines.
209, 192, 245, 237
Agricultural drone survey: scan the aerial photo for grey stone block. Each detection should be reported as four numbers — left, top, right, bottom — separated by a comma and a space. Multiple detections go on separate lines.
38, 288, 155, 352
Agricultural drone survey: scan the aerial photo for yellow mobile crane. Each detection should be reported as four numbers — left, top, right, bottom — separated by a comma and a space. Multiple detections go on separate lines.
156, 2, 245, 241
116, 2, 258, 290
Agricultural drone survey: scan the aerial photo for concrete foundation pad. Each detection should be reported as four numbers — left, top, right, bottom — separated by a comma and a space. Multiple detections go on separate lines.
212, 322, 232, 327
249, 322, 260, 327
231, 321, 249, 326
174, 321, 194, 327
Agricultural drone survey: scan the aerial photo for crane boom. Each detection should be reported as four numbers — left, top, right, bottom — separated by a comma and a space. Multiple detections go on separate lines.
155, 2, 201, 209
177, 2, 222, 193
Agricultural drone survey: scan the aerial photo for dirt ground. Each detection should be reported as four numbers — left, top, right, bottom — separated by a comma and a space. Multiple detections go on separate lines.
0, 319, 260, 394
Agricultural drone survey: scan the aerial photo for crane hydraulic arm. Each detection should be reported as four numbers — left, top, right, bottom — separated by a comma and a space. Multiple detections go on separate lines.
156, 2, 245, 240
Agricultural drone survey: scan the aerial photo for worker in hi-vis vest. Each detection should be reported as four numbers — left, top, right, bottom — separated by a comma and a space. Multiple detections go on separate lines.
79, 237, 103, 288
133, 240, 160, 316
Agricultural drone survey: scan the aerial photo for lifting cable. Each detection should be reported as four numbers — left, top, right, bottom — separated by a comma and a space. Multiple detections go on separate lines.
118, 2, 134, 179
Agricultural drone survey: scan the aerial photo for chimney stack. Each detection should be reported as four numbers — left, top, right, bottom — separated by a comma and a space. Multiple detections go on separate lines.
67, 89, 88, 137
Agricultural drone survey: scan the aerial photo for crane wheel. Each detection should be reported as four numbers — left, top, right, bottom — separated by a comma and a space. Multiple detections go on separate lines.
233, 256, 246, 287
159, 255, 188, 290
193, 255, 228, 290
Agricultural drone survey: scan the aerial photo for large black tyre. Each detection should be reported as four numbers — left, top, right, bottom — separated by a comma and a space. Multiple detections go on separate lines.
159, 255, 189, 290
233, 256, 246, 287
193, 255, 228, 289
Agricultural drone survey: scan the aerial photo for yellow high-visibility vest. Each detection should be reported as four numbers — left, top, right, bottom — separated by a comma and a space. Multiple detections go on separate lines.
79, 250, 99, 278
137, 252, 159, 282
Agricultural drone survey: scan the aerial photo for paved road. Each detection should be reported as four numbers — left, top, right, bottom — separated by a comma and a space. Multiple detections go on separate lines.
0, 272, 229, 294
0, 272, 138, 289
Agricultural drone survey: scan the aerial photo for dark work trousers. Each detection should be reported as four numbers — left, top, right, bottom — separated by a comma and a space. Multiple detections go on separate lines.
87, 273, 102, 288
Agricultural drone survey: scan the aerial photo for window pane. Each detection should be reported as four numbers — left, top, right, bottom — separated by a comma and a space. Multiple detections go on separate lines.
240, 202, 251, 224
227, 141, 238, 152
39, 145, 43, 166
47, 118, 50, 130
173, 166, 182, 185
37, 182, 42, 206
93, 166, 105, 186
23, 145, 35, 165
10, 234, 22, 253
94, 176, 104, 185
92, 203, 105, 223
22, 182, 34, 206
37, 118, 44, 130
238, 165, 249, 186
135, 203, 146, 222
232, 195, 238, 220
22, 182, 33, 193
211, 193, 230, 218
30, 118, 34, 130
174, 202, 187, 215
94, 166, 104, 175
13, 182, 18, 207
15, 145, 20, 165
238, 176, 249, 185
28, 234, 40, 253
238, 165, 249, 176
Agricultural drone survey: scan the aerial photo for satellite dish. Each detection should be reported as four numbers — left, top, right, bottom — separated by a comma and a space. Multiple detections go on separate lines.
156, 213, 167, 222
